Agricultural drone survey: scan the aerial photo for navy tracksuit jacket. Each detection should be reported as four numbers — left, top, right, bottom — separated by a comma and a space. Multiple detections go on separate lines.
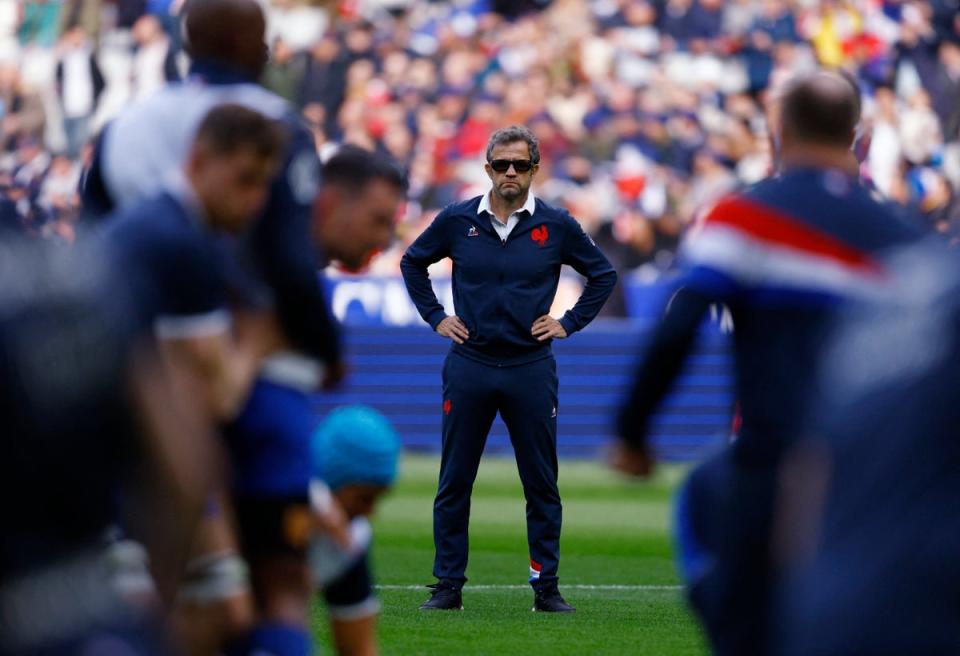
401, 195, 616, 589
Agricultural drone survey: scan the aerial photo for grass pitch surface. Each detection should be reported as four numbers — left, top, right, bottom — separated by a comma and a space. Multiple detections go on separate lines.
312, 454, 707, 655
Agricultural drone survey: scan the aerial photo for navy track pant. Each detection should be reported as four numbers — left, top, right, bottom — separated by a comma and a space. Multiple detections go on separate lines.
433, 350, 561, 590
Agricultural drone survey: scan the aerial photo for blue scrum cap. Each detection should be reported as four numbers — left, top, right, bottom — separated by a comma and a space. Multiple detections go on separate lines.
312, 405, 401, 491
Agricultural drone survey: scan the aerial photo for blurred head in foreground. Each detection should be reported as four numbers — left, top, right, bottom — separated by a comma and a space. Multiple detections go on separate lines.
187, 103, 286, 232
312, 405, 401, 518
184, 0, 269, 79
771, 70, 863, 174
313, 145, 407, 271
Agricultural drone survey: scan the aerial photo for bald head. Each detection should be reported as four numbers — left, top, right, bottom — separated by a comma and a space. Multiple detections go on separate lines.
184, 0, 268, 79
779, 71, 861, 149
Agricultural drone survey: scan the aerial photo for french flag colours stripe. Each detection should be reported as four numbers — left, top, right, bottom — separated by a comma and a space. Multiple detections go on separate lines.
684, 195, 887, 299
529, 559, 542, 583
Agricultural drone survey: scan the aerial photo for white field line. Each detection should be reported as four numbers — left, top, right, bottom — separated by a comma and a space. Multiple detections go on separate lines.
376, 584, 683, 591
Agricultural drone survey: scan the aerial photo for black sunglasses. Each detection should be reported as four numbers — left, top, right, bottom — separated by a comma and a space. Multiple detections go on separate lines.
489, 159, 534, 173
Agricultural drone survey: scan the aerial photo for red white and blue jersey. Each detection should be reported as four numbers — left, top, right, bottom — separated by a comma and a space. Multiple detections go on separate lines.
682, 168, 917, 306
619, 167, 923, 466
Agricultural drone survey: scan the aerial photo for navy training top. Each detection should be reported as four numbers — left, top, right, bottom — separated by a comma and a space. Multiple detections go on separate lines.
400, 194, 617, 367
100, 187, 230, 343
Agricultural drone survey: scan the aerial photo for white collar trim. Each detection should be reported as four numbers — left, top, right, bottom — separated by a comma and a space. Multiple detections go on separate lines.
477, 189, 536, 219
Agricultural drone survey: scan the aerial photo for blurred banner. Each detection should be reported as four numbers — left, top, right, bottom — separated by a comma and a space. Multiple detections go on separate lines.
324, 275, 680, 325
318, 277, 733, 461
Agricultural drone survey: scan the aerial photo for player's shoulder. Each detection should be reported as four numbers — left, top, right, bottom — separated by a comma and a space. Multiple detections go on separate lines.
723, 174, 780, 208
104, 193, 198, 254
532, 195, 570, 218
109, 81, 204, 133
214, 82, 295, 123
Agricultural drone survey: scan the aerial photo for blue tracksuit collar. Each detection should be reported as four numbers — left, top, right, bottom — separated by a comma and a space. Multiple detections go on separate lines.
188, 59, 258, 86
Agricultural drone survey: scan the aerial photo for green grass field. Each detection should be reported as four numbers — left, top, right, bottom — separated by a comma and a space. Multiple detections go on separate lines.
312, 454, 707, 655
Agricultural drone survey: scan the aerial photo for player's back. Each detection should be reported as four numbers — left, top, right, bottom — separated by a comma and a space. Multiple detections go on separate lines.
95, 80, 291, 211
684, 167, 922, 464
775, 239, 960, 655
82, 69, 338, 366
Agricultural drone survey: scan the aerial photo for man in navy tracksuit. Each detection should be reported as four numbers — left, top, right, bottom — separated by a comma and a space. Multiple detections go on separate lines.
401, 126, 617, 613
610, 72, 922, 655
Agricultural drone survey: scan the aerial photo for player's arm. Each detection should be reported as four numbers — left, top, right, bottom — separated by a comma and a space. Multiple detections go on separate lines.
554, 213, 618, 337
251, 125, 343, 371
615, 285, 712, 445
613, 201, 741, 475
330, 615, 377, 656
124, 347, 221, 606
157, 324, 261, 420
400, 210, 453, 331
151, 241, 262, 420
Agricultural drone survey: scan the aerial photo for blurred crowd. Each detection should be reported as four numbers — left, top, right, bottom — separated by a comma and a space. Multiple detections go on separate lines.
3, 0, 960, 290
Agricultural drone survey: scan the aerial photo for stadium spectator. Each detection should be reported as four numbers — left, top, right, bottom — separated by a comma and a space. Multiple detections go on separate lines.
130, 13, 178, 99
262, 36, 307, 103
54, 24, 104, 157
0, 64, 45, 150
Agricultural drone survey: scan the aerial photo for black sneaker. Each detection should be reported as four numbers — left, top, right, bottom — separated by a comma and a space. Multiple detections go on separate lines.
532, 587, 576, 613
419, 583, 464, 610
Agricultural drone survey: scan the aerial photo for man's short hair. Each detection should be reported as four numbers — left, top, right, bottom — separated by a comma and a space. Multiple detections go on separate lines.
321, 145, 407, 193
485, 125, 541, 164
779, 71, 861, 148
194, 103, 287, 160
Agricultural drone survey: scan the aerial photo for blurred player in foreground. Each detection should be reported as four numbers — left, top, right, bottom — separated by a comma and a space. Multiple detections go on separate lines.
102, 104, 284, 421
100, 103, 286, 654
773, 239, 960, 655
303, 405, 401, 656
0, 234, 214, 655
611, 71, 921, 655
224, 145, 405, 656
78, 0, 371, 651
